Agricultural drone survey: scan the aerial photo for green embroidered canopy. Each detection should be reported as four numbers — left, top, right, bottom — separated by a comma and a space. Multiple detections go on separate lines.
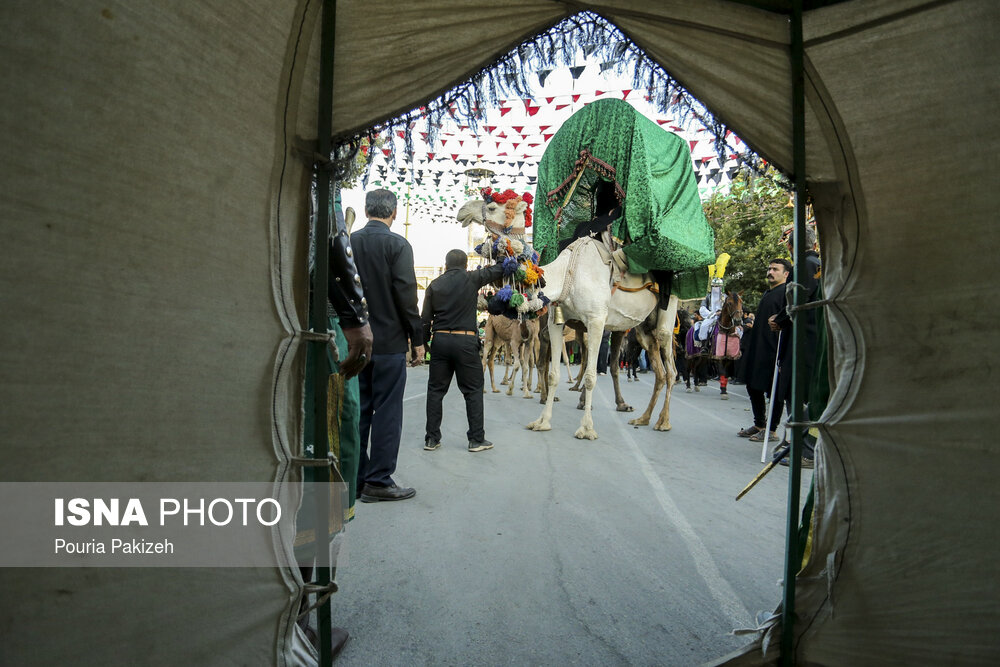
533, 98, 714, 298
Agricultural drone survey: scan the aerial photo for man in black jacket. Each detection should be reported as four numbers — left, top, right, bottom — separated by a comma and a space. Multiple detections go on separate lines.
737, 258, 791, 442
770, 226, 822, 467
421, 249, 504, 452
350, 189, 424, 502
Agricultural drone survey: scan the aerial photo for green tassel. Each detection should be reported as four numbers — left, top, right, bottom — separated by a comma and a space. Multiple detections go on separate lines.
509, 292, 525, 308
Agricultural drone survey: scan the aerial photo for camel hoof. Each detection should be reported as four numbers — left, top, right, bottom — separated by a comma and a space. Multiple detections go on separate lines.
616, 404, 634, 413
654, 421, 672, 431
694, 386, 700, 392
686, 387, 693, 393
628, 417, 650, 426
523, 393, 534, 399
574, 426, 599, 440
527, 420, 551, 431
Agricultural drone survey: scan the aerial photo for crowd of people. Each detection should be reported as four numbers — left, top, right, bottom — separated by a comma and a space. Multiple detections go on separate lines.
310, 186, 823, 656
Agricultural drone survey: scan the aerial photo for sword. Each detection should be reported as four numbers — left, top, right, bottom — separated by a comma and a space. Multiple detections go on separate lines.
736, 445, 790, 501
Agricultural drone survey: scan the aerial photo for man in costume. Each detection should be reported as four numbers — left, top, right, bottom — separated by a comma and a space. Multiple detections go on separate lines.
738, 258, 792, 442
421, 249, 505, 452
351, 188, 424, 502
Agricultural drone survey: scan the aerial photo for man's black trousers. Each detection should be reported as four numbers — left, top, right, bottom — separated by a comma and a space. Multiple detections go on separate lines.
425, 333, 485, 443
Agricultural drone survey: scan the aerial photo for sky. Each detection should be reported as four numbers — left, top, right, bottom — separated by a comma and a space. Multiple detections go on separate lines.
341, 59, 748, 275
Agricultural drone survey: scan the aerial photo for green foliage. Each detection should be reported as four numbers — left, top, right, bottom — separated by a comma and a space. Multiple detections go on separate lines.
703, 170, 792, 310
339, 136, 383, 189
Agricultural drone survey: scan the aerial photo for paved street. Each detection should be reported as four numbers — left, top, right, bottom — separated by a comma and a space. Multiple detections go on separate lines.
333, 365, 811, 666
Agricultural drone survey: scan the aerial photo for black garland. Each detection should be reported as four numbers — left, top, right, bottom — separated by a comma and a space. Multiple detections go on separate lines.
331, 11, 780, 188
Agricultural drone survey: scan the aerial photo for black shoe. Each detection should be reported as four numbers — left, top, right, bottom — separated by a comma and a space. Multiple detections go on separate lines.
424, 438, 441, 451
468, 439, 493, 452
359, 483, 416, 502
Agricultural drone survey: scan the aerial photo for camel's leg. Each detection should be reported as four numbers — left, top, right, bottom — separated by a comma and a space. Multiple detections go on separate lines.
570, 332, 587, 392
629, 329, 665, 427
484, 344, 500, 393
608, 331, 633, 412
574, 317, 605, 440
521, 341, 534, 398
651, 300, 678, 431
505, 341, 519, 396
528, 320, 564, 431
535, 338, 548, 401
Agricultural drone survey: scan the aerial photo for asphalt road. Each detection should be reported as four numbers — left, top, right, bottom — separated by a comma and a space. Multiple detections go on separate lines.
331, 365, 811, 666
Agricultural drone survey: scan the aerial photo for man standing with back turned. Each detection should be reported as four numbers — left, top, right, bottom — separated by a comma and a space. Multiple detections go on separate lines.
350, 189, 424, 502
421, 249, 504, 452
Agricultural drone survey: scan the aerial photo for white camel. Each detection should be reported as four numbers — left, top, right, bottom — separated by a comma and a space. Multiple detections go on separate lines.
526, 237, 678, 440
457, 196, 678, 440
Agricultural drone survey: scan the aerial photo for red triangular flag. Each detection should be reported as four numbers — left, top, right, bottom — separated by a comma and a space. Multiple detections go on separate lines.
499, 107, 511, 117
396, 130, 405, 138
426, 153, 434, 160
512, 126, 524, 134
622, 89, 632, 99
440, 139, 447, 146
595, 90, 604, 96
555, 104, 569, 111
539, 125, 550, 132
545, 97, 555, 104
543, 133, 554, 141
497, 152, 508, 156
526, 105, 540, 117
522, 99, 533, 112
485, 125, 496, 133
451, 154, 459, 161
382, 148, 391, 156
689, 140, 698, 153
656, 119, 669, 125
572, 94, 580, 102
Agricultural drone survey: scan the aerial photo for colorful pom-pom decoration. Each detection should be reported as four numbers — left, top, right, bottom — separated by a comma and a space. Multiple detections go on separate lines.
509, 292, 525, 309
496, 285, 513, 302
523, 265, 539, 285
502, 256, 519, 276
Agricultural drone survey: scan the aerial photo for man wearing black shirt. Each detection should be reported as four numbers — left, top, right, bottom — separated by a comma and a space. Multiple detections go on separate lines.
421, 249, 504, 452
350, 189, 424, 502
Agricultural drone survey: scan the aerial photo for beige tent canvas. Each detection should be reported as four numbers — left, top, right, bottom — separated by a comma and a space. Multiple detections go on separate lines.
1, 1, 996, 665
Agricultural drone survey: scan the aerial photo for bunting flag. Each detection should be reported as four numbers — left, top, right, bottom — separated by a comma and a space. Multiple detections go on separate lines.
537, 69, 552, 87
569, 65, 587, 80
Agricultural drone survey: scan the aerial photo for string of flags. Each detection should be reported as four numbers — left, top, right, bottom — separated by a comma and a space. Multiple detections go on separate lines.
360, 85, 753, 222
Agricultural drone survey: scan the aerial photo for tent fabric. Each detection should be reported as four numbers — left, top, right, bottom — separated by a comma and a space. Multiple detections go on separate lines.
3, 0, 998, 665
1, 0, 322, 664
533, 98, 716, 282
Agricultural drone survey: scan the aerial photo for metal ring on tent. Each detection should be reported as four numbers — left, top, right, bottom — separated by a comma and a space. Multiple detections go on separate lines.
300, 329, 340, 362
787, 297, 834, 312
297, 581, 340, 619
289, 455, 335, 468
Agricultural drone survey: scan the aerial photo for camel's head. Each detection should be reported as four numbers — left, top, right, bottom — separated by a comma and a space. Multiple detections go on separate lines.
457, 188, 533, 238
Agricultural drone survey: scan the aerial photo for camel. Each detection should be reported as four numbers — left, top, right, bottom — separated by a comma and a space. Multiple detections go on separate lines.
457, 195, 677, 439
526, 237, 678, 440
483, 315, 531, 398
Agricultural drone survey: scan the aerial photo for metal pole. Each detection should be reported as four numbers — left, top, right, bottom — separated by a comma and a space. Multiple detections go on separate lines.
311, 1, 338, 664
781, 1, 806, 664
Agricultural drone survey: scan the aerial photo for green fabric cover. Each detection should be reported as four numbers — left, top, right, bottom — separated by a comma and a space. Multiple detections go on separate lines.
533, 99, 714, 299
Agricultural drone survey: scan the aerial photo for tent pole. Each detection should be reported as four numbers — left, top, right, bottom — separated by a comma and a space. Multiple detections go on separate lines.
310, 0, 338, 665
780, 1, 807, 665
